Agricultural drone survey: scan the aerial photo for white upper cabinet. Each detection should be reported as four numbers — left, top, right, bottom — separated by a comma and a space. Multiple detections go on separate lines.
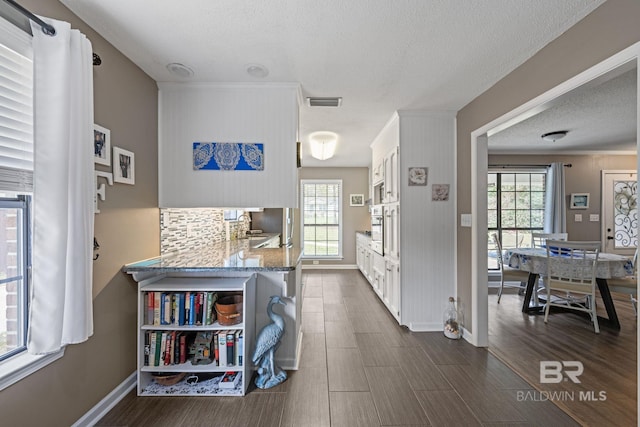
158, 83, 301, 208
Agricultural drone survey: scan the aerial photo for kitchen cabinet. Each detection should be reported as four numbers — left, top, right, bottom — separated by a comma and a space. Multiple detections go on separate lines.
384, 259, 400, 321
383, 203, 399, 260
383, 146, 399, 203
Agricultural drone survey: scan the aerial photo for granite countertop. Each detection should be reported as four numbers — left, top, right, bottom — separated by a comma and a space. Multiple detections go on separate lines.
123, 233, 302, 275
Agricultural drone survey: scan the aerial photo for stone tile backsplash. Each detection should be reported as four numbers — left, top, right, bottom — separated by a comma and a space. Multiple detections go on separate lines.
160, 208, 250, 254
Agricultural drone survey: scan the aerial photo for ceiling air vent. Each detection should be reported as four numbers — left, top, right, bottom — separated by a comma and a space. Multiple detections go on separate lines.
306, 97, 342, 107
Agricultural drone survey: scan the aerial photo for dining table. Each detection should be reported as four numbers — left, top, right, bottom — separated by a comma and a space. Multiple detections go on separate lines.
506, 247, 634, 329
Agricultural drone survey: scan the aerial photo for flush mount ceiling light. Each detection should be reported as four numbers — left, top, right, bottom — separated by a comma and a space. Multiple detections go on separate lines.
246, 63, 269, 78
541, 130, 568, 142
166, 62, 194, 78
307, 97, 342, 107
309, 131, 338, 160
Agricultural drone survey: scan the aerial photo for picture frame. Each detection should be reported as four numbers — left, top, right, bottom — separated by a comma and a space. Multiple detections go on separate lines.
432, 184, 450, 201
570, 193, 589, 209
408, 166, 428, 186
93, 124, 111, 166
350, 194, 364, 206
113, 146, 135, 185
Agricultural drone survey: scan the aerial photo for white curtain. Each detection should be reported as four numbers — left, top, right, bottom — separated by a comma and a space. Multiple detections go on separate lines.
27, 18, 94, 354
544, 162, 567, 234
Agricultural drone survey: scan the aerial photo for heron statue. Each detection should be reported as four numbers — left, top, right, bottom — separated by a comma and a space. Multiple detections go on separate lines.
252, 295, 287, 389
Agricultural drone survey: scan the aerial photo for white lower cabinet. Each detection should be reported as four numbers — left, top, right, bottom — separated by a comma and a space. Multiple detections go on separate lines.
384, 258, 400, 321
356, 232, 400, 323
137, 276, 256, 396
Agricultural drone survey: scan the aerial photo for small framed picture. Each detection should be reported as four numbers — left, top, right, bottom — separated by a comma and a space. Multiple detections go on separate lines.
350, 194, 364, 206
93, 124, 111, 166
570, 193, 589, 209
408, 167, 428, 186
113, 147, 135, 185
432, 184, 450, 201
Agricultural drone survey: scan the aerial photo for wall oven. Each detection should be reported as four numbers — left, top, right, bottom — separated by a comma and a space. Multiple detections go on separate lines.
370, 205, 384, 255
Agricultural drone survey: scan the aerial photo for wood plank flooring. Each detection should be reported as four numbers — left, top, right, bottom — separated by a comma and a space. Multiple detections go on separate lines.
97, 270, 590, 426
488, 289, 637, 427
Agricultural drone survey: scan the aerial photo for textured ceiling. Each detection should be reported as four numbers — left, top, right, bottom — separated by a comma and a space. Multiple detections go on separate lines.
489, 67, 637, 154
60, 0, 607, 166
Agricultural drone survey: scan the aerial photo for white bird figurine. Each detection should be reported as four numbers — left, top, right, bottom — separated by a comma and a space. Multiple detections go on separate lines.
252, 295, 287, 389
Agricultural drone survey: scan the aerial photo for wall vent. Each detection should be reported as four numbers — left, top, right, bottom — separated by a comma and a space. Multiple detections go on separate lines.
306, 97, 342, 107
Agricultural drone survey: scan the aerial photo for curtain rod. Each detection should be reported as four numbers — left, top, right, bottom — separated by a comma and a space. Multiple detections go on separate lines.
489, 164, 572, 169
3, 0, 55, 36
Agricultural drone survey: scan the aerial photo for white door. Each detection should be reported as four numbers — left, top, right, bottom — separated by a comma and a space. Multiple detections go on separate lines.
602, 170, 637, 255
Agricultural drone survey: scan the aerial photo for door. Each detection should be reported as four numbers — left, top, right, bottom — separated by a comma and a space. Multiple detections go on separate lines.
602, 170, 637, 255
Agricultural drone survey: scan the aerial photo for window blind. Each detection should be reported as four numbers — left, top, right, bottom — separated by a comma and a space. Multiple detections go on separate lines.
0, 24, 32, 192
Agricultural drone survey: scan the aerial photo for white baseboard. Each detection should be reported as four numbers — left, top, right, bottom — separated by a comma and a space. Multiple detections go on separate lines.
301, 264, 357, 270
407, 322, 442, 331
73, 372, 136, 427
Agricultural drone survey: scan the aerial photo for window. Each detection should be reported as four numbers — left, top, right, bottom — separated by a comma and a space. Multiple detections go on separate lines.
0, 19, 33, 362
488, 170, 546, 269
301, 180, 342, 258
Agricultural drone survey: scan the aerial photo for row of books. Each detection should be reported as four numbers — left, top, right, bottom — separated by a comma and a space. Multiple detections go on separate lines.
145, 291, 221, 326
143, 330, 244, 367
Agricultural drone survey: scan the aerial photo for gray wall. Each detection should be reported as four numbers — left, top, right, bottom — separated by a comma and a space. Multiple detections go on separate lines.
298, 167, 370, 266
0, 1, 159, 425
457, 0, 640, 333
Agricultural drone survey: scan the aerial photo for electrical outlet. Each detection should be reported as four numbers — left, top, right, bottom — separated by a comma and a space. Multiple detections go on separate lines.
187, 223, 195, 237
590, 214, 600, 222
313, 260, 319, 265
574, 214, 582, 222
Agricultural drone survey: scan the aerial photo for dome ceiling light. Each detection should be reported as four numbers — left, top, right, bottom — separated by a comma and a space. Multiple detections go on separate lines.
309, 131, 338, 160
541, 130, 568, 142
246, 63, 269, 78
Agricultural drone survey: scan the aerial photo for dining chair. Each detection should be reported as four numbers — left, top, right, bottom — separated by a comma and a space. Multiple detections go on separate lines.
607, 248, 638, 316
492, 233, 530, 303
531, 232, 569, 301
531, 232, 568, 248
543, 240, 601, 333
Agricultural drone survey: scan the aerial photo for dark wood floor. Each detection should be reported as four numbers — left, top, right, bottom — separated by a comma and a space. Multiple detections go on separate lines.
97, 270, 597, 426
489, 288, 637, 427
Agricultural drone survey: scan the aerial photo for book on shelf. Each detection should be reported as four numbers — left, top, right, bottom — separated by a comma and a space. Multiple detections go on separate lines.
176, 293, 186, 326
235, 330, 242, 366
179, 333, 187, 364
146, 292, 154, 324
213, 332, 219, 366
218, 371, 241, 389
148, 332, 156, 366
218, 331, 227, 367
206, 292, 218, 325
154, 331, 162, 367
162, 293, 173, 325
144, 332, 150, 366
226, 331, 235, 366
188, 293, 196, 325
153, 293, 161, 325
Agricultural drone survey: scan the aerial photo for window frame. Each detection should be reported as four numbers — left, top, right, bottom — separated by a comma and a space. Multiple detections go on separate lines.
488, 168, 547, 270
300, 179, 344, 260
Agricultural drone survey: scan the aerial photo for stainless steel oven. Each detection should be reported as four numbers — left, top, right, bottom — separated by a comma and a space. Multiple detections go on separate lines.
370, 205, 383, 255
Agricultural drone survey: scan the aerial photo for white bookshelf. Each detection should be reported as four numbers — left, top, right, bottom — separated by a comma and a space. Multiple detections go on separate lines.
137, 276, 256, 396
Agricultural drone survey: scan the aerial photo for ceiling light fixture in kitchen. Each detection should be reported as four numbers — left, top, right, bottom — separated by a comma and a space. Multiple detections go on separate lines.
541, 130, 568, 142
309, 131, 338, 160
166, 62, 194, 79
246, 63, 269, 78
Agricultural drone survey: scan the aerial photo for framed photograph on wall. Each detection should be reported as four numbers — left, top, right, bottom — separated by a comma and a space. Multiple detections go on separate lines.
113, 147, 135, 185
570, 193, 589, 209
93, 124, 111, 166
350, 194, 364, 206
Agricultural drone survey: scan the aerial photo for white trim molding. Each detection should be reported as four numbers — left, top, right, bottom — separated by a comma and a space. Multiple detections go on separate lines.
72, 372, 136, 427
